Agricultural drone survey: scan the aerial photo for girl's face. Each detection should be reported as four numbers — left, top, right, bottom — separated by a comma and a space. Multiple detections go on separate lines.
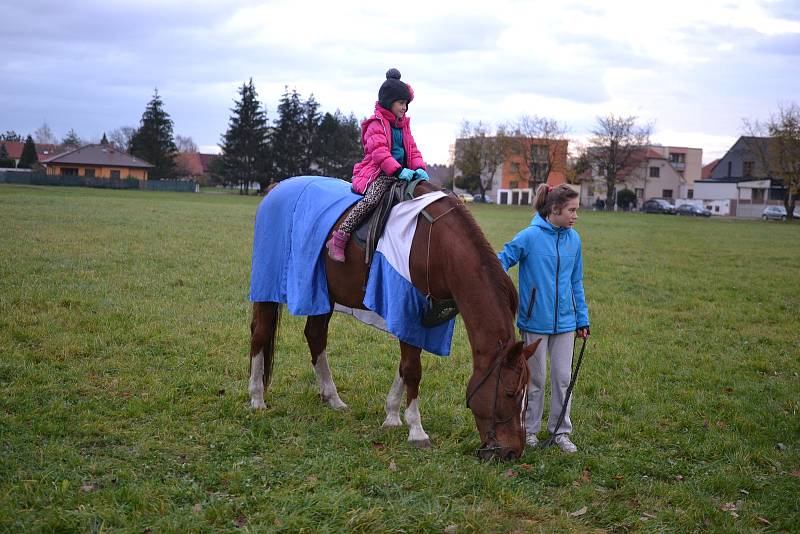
390, 99, 408, 119
549, 197, 580, 228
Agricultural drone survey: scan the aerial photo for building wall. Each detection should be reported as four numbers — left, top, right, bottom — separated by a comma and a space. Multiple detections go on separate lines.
47, 164, 149, 180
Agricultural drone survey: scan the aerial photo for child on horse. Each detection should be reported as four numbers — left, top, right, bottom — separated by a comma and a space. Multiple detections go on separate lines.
326, 68, 429, 262
498, 184, 590, 453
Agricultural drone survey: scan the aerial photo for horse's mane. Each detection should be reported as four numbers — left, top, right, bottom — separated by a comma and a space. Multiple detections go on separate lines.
451, 203, 519, 316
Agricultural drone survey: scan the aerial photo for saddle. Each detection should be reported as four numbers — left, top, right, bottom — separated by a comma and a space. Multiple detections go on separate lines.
352, 178, 425, 265
352, 178, 460, 328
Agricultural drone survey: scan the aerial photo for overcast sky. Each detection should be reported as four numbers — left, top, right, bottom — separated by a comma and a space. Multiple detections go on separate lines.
3, 0, 799, 165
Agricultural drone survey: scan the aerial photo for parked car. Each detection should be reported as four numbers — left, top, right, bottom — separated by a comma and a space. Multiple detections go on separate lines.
456, 193, 473, 203
762, 205, 787, 221
641, 198, 676, 214
472, 194, 493, 203
676, 204, 712, 217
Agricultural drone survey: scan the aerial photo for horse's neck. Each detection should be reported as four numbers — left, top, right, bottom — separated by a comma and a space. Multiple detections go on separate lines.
443, 230, 516, 365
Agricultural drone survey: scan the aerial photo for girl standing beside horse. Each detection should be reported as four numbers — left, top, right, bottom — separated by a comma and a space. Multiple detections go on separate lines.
498, 184, 590, 453
326, 68, 429, 262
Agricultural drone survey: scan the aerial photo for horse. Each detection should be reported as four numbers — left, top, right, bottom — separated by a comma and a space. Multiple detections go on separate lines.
248, 179, 539, 460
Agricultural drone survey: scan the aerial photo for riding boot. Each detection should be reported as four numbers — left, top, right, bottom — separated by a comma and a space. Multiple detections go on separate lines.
326, 229, 350, 262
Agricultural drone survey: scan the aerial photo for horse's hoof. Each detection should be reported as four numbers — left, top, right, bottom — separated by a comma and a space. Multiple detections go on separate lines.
250, 399, 268, 410
410, 439, 433, 449
332, 402, 350, 412
382, 416, 403, 428
321, 395, 350, 411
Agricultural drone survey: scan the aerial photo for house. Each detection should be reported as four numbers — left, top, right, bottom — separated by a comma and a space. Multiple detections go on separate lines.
453, 137, 568, 205
175, 152, 219, 185
693, 136, 786, 217
41, 144, 153, 180
1, 141, 65, 167
580, 145, 702, 209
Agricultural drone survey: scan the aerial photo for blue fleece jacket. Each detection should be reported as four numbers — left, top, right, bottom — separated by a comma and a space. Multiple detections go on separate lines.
498, 212, 590, 335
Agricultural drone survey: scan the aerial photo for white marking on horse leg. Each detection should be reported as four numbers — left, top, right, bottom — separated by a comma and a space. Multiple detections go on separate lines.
405, 399, 431, 447
249, 350, 267, 409
314, 351, 349, 411
382, 371, 404, 427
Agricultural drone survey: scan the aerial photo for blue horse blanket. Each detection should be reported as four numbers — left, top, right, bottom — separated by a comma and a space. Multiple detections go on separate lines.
249, 175, 455, 355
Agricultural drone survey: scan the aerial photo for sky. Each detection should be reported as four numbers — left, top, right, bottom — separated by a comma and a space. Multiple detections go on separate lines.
3, 0, 799, 165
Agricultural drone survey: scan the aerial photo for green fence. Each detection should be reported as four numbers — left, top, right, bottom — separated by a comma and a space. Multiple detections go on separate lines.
0, 170, 197, 192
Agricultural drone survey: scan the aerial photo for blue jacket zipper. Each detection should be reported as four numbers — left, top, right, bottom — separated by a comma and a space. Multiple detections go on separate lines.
553, 231, 561, 333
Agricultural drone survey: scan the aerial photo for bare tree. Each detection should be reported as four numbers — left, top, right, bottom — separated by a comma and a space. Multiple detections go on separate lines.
175, 134, 198, 153
34, 122, 57, 145
109, 126, 136, 153
453, 121, 511, 201
586, 114, 653, 210
510, 115, 569, 190
743, 103, 800, 221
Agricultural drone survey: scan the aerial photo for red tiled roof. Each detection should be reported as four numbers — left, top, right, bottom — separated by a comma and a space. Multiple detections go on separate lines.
176, 152, 218, 176
2, 141, 67, 160
701, 159, 720, 179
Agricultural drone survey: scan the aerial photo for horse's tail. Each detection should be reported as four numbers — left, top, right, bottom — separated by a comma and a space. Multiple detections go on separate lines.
250, 302, 282, 389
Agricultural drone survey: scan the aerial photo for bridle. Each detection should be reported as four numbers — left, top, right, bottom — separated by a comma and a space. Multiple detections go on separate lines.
465, 339, 529, 457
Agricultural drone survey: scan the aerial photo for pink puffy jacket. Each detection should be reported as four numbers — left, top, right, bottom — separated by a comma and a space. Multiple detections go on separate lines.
351, 103, 426, 194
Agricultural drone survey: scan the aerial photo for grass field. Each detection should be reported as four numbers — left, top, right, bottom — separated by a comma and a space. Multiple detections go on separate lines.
1, 184, 798, 533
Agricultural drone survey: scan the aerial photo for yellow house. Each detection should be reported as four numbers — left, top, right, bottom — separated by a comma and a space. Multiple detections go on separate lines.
42, 144, 153, 180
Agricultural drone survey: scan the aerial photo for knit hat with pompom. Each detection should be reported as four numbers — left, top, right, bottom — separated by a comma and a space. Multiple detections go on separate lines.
378, 68, 413, 110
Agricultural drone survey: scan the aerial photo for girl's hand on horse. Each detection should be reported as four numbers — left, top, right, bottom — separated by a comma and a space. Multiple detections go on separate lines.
576, 327, 590, 339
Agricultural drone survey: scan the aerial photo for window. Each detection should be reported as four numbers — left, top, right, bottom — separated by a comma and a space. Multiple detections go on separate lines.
669, 153, 685, 163
110, 170, 121, 179
688, 189, 693, 199
510, 162, 520, 174
752, 189, 764, 203
84, 168, 95, 177
509, 180, 518, 188
662, 189, 673, 199
649, 166, 660, 178
61, 167, 78, 176
520, 191, 530, 205
727, 161, 732, 177
635, 188, 644, 200
743, 161, 754, 177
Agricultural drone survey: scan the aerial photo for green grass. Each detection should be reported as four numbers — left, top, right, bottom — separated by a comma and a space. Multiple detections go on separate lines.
1, 184, 798, 533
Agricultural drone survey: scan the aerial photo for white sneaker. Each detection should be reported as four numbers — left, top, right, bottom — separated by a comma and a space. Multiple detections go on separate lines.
525, 433, 539, 447
554, 434, 577, 453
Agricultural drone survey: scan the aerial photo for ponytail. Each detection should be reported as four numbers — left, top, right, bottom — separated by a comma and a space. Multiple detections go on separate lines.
534, 184, 579, 218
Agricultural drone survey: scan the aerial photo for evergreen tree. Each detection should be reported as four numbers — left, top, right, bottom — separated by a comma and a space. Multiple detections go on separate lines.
218, 79, 271, 194
129, 89, 178, 179
300, 94, 321, 174
100, 133, 109, 145
315, 111, 361, 180
62, 128, 82, 149
18, 135, 38, 168
271, 88, 306, 180
0, 142, 15, 168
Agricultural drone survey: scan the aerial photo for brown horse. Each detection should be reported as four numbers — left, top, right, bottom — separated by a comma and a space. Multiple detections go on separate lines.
248, 180, 539, 460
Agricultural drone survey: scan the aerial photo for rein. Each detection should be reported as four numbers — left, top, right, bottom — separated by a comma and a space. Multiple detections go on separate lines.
465, 340, 527, 456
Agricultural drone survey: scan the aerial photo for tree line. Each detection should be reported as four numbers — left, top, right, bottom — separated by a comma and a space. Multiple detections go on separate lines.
1, 81, 362, 192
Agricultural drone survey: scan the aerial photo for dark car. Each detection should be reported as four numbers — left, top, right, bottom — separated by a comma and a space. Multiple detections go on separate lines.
676, 204, 712, 217
472, 194, 493, 203
642, 198, 676, 214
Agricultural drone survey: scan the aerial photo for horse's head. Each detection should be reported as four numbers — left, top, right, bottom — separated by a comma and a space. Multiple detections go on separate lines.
466, 339, 540, 461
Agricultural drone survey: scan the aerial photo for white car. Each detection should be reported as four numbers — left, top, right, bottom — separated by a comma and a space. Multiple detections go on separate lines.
762, 206, 787, 221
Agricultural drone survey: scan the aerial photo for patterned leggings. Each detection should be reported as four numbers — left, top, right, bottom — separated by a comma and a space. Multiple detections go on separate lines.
339, 175, 396, 234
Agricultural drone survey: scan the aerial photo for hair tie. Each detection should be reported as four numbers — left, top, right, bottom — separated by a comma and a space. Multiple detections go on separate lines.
547, 185, 554, 193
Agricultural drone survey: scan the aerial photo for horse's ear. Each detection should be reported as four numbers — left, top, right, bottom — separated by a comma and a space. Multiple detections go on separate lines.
522, 338, 541, 361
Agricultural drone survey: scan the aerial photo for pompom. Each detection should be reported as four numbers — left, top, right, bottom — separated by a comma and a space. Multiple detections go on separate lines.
386, 68, 402, 80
